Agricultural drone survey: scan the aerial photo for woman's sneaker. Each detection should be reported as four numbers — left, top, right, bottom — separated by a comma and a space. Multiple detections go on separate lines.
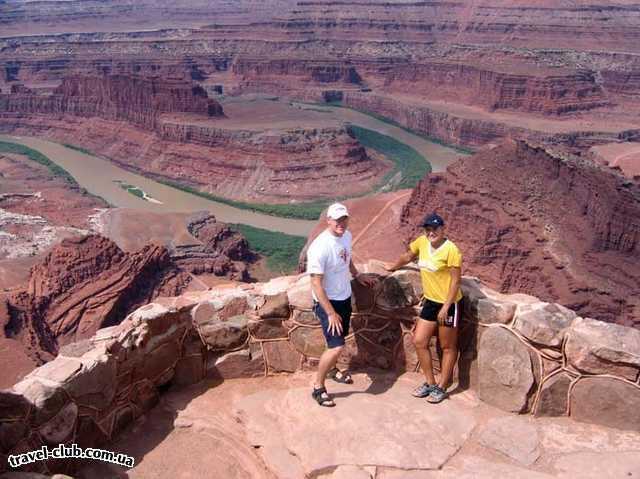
426, 385, 448, 403
412, 382, 436, 398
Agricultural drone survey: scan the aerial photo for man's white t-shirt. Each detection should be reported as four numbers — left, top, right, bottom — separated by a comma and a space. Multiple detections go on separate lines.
306, 229, 352, 301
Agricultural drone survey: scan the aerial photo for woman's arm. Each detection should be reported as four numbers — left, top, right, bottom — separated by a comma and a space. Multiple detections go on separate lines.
437, 266, 461, 323
385, 250, 418, 272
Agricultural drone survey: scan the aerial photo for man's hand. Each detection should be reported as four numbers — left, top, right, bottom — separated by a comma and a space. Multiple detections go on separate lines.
327, 311, 343, 335
437, 305, 449, 325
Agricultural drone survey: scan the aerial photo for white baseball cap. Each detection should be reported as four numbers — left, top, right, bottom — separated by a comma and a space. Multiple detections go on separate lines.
326, 203, 349, 220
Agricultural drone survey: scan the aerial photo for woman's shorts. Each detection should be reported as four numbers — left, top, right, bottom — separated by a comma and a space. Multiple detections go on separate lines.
419, 298, 460, 328
313, 297, 352, 348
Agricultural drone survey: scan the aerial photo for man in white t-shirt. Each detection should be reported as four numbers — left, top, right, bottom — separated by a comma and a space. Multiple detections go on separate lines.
307, 202, 376, 407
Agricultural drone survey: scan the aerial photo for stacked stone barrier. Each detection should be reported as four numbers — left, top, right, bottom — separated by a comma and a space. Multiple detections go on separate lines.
2, 261, 639, 474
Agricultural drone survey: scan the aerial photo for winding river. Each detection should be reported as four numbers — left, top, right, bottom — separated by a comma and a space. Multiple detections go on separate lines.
0, 102, 465, 236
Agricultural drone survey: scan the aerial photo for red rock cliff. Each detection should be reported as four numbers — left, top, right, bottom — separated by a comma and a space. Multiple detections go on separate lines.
0, 74, 224, 129
400, 139, 640, 326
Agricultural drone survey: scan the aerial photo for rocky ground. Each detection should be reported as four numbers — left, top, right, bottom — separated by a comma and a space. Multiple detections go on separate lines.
78, 371, 640, 479
0, 151, 107, 290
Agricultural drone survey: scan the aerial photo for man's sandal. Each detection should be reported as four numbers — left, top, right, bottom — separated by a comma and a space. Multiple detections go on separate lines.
312, 386, 336, 407
327, 367, 354, 384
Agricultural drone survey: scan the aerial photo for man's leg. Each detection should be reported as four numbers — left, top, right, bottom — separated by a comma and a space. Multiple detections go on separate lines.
315, 345, 344, 389
414, 319, 438, 385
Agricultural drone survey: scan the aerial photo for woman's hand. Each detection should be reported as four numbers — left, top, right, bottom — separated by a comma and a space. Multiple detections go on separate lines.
437, 305, 449, 325
382, 262, 397, 273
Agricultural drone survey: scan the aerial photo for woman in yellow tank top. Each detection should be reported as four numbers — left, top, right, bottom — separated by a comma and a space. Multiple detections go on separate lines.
385, 212, 462, 403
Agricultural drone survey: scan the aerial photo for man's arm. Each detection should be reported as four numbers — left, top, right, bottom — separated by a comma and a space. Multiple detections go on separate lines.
310, 273, 343, 335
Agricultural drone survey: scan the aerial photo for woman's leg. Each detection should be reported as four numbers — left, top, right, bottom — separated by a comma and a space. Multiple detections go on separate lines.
413, 319, 438, 385
437, 324, 458, 389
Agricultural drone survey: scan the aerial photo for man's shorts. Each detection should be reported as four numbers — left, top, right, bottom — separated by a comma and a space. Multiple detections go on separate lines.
419, 298, 460, 328
313, 297, 352, 349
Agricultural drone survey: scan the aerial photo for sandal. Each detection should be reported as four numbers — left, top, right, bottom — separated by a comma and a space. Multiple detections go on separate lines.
327, 367, 354, 384
312, 386, 336, 407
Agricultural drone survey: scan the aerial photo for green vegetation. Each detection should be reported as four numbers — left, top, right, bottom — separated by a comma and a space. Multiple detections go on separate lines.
0, 140, 79, 186
114, 180, 146, 199
230, 223, 306, 273
310, 100, 475, 155
63, 143, 94, 156
348, 125, 431, 190
157, 179, 330, 220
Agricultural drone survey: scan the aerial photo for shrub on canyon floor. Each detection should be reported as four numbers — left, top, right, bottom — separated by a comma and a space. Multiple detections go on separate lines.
229, 223, 306, 273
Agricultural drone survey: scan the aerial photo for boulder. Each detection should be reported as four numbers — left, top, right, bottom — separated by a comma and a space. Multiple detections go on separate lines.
461, 277, 520, 325
393, 332, 419, 372
0, 391, 31, 421
289, 309, 318, 326
211, 343, 265, 378
28, 356, 82, 384
565, 317, 640, 381
287, 275, 313, 311
248, 318, 289, 340
262, 341, 302, 373
257, 292, 290, 318
289, 326, 326, 358
570, 377, 640, 432
38, 402, 78, 445
477, 326, 536, 413
351, 276, 378, 312
13, 379, 69, 426
256, 274, 299, 296
512, 302, 577, 348
197, 314, 249, 351
63, 353, 118, 409
192, 294, 250, 327
534, 372, 572, 417
375, 269, 422, 310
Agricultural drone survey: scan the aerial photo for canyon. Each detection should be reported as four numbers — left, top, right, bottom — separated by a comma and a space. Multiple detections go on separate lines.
301, 140, 640, 328
0, 1, 639, 477
0, 75, 389, 203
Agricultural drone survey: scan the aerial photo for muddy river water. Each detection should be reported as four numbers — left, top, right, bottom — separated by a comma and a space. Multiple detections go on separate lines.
0, 101, 465, 236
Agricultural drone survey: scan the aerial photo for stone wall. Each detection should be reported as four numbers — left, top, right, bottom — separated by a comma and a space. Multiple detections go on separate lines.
2, 262, 639, 474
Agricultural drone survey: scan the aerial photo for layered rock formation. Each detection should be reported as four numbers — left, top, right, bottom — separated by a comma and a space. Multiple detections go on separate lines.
3, 262, 640, 475
0, 114, 384, 202
0, 150, 107, 289
0, 75, 224, 129
0, 74, 390, 202
0, 216, 253, 386
399, 139, 640, 326
1, 0, 639, 185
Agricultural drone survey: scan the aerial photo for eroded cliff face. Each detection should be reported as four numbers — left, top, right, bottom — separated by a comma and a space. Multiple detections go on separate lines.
0, 114, 385, 202
0, 216, 253, 378
400, 139, 640, 326
0, 75, 224, 129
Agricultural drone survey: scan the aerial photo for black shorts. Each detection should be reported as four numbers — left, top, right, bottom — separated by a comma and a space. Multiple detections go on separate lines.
313, 297, 352, 349
419, 298, 460, 328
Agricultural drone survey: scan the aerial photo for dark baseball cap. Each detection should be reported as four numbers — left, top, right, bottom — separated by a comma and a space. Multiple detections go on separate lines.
421, 213, 445, 228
